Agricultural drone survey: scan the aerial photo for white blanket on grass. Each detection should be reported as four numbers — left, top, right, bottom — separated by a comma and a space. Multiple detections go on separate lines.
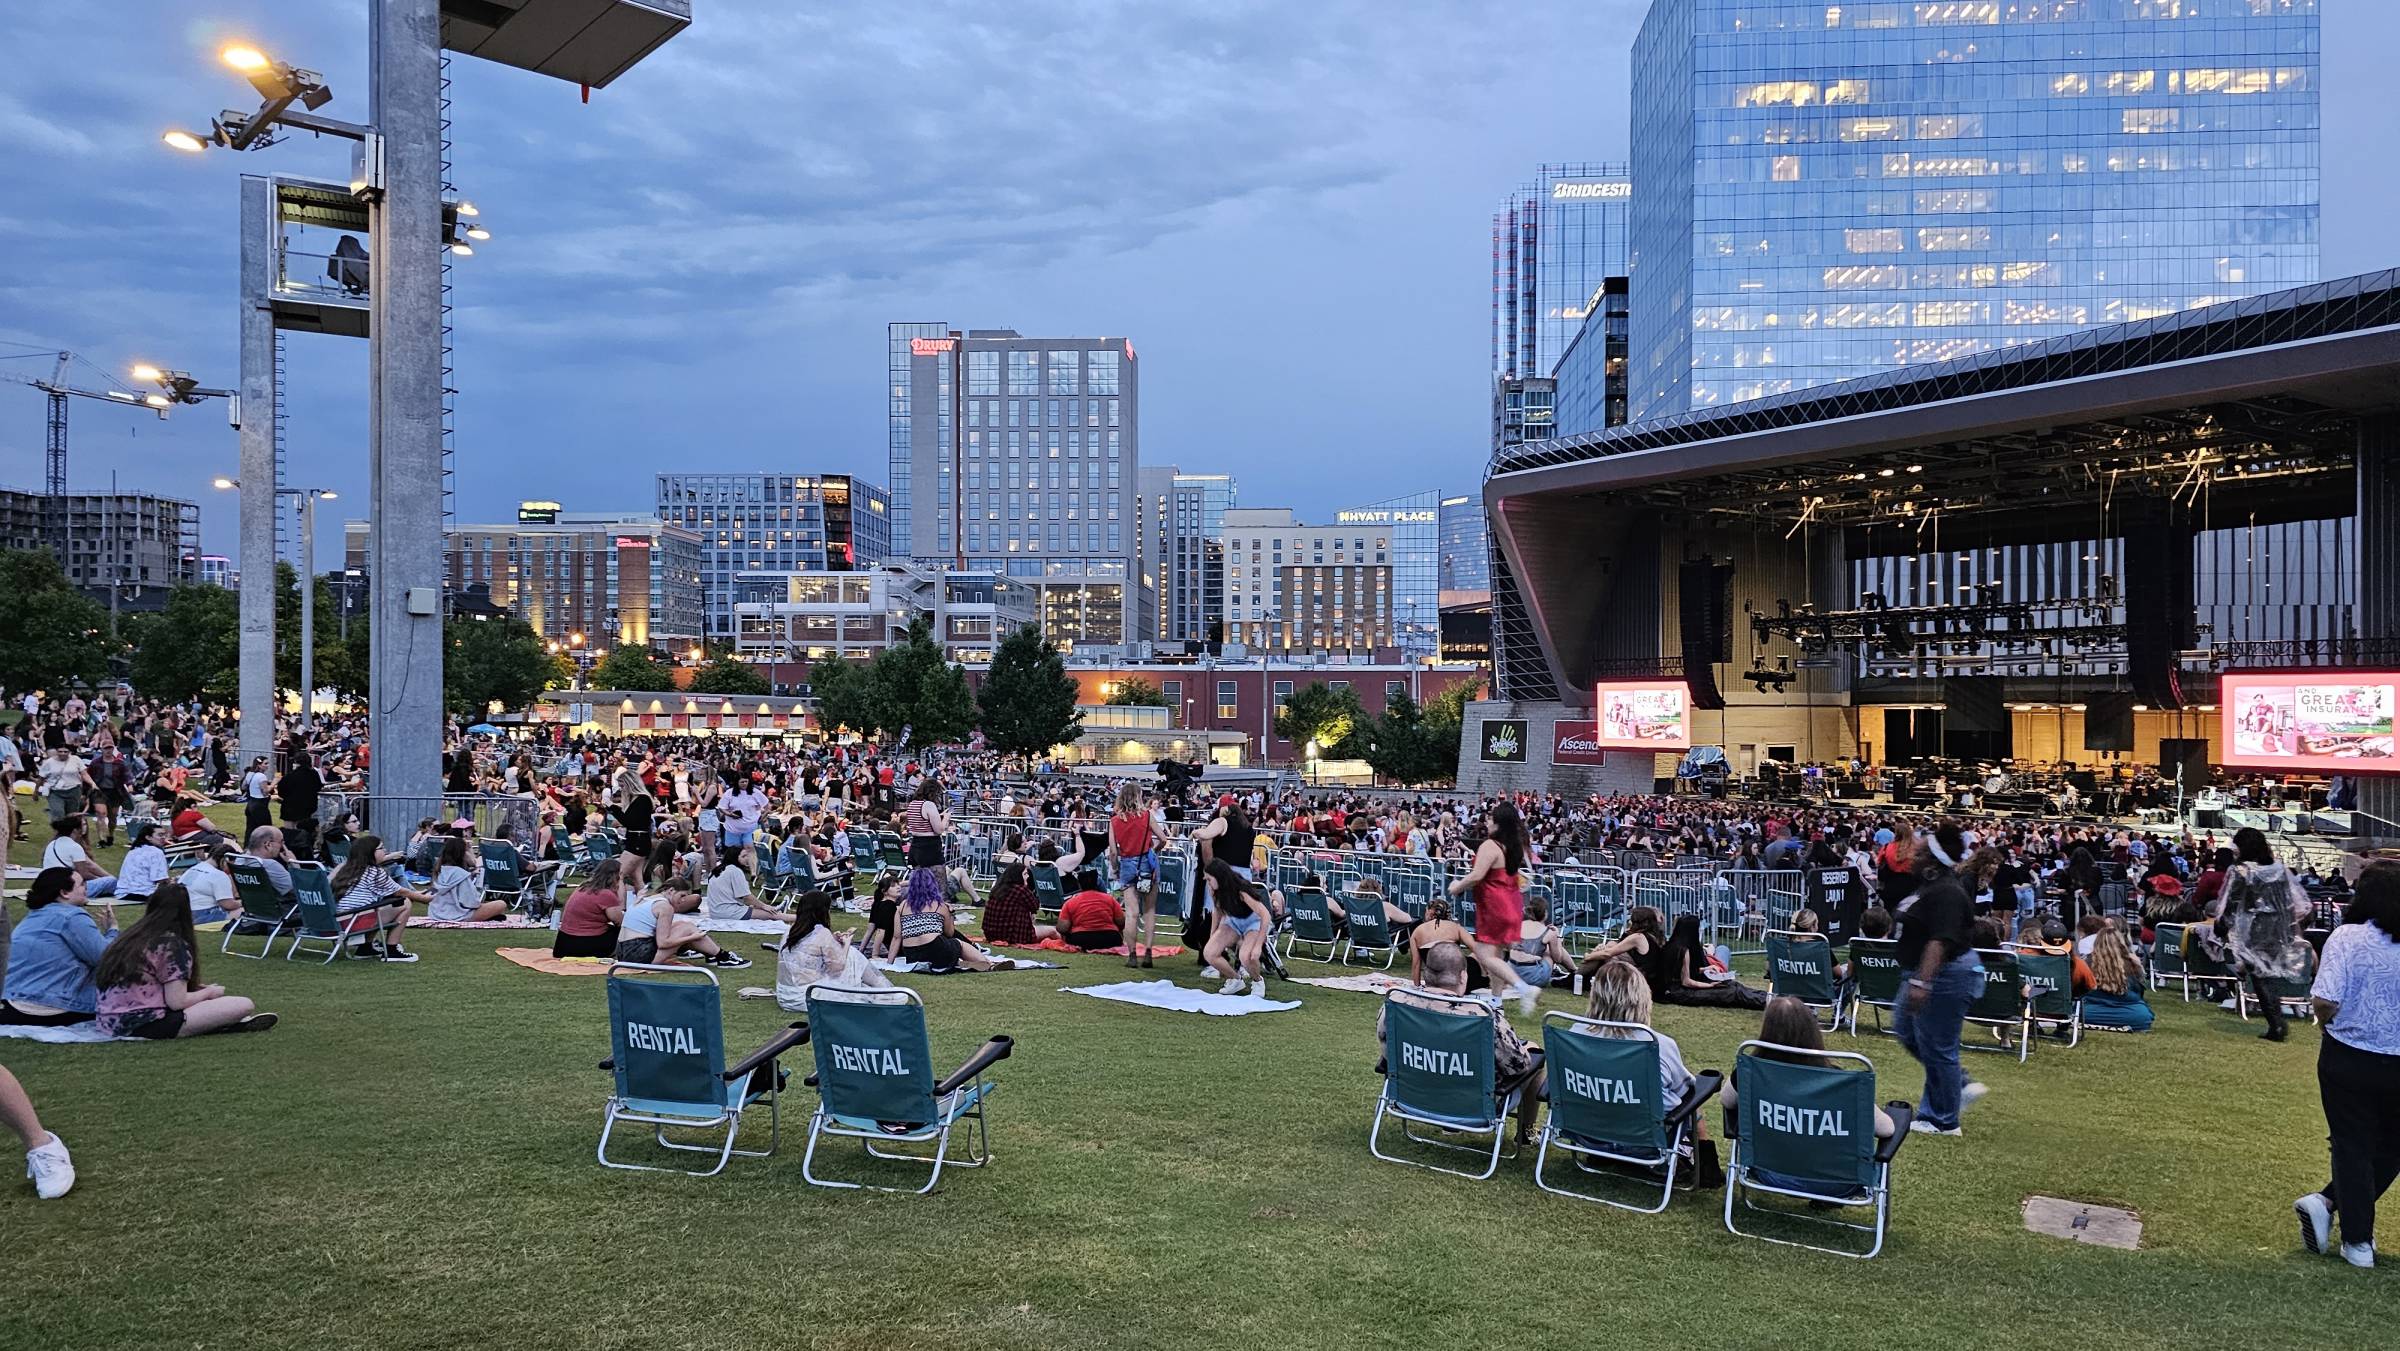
1285, 972, 1414, 997
1063, 979, 1300, 1016
0, 1022, 134, 1044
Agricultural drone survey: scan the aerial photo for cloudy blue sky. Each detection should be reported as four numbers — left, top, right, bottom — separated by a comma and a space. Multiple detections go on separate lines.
1, 1, 2393, 566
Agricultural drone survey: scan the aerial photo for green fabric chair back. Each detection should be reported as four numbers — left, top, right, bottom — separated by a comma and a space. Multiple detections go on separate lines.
1346, 895, 1394, 949
1155, 850, 1188, 918
607, 968, 731, 1115
478, 839, 524, 891
1543, 1022, 1667, 1155
1030, 862, 1066, 912
1732, 1045, 1876, 1192
228, 855, 290, 918
2149, 923, 2189, 978
806, 989, 939, 1128
323, 835, 352, 868
288, 863, 346, 937
2017, 951, 2076, 1018
1382, 994, 1497, 1126
1848, 937, 1903, 1005
1968, 949, 2025, 1021
1287, 888, 1337, 943
1766, 931, 1836, 1004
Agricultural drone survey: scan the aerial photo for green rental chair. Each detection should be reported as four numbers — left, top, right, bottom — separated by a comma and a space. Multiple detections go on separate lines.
1154, 847, 1190, 928
2147, 921, 2193, 997
1535, 1013, 1722, 1212
478, 839, 529, 911
1029, 861, 1067, 919
1845, 937, 1904, 1036
284, 861, 384, 964
1764, 929, 1839, 1028
597, 964, 810, 1177
1342, 891, 1400, 969
221, 854, 295, 959
1723, 1041, 1913, 1259
799, 983, 1013, 1195
1965, 948, 2034, 1061
1369, 990, 1525, 1181
1282, 886, 1341, 963
2016, 950, 2083, 1047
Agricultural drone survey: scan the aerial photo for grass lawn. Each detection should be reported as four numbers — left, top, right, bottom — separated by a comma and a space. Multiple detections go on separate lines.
0, 840, 2386, 1349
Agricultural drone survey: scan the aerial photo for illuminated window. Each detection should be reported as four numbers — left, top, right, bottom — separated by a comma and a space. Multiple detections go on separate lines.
1918, 227, 1991, 252
1840, 118, 1904, 142
1771, 154, 1801, 182
2123, 108, 2179, 134
1737, 80, 1818, 108
2103, 70, 2156, 96
2051, 72, 2089, 96
1824, 79, 1870, 104
1844, 228, 1904, 254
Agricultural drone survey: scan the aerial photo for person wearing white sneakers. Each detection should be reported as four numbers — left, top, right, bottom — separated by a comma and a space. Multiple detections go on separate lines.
1200, 858, 1274, 998
0, 1064, 73, 1200
2296, 860, 2400, 1270
1445, 801, 1544, 1016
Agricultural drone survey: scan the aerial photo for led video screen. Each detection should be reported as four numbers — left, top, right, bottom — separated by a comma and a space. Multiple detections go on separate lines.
1587, 680, 1693, 753
2220, 672, 2400, 774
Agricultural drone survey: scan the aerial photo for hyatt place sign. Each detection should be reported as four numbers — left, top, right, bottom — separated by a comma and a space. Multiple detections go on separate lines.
1335, 509, 1436, 525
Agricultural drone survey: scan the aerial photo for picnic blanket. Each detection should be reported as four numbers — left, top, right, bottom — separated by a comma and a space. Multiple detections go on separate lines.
495, 946, 613, 977
408, 916, 552, 930
873, 954, 1063, 974
0, 1022, 134, 1044
700, 918, 793, 935
997, 938, 1186, 959
1285, 972, 1414, 997
1062, 979, 1300, 1017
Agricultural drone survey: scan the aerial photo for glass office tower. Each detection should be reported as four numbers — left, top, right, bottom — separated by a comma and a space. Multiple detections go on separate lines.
1627, 0, 2320, 421
1335, 490, 1441, 656
1493, 164, 1634, 453
1438, 495, 1490, 594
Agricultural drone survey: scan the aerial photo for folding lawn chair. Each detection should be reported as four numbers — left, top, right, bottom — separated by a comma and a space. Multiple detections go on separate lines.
284, 861, 382, 964
596, 963, 811, 1177
1764, 930, 1840, 1028
221, 854, 295, 959
1723, 1041, 1913, 1259
1965, 948, 2034, 1062
2147, 921, 2193, 997
1282, 886, 1341, 963
876, 832, 908, 872
1154, 847, 1190, 925
2236, 943, 2320, 1025
1029, 861, 1066, 919
1368, 989, 1526, 1181
1535, 1014, 1722, 1212
404, 837, 444, 886
478, 839, 529, 911
2179, 927, 2242, 1006
799, 983, 1014, 1194
1342, 890, 1400, 969
2016, 950, 2083, 1047
1845, 936, 1903, 1036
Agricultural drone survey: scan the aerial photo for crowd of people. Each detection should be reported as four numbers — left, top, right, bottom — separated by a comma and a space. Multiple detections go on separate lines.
1, 684, 2393, 1268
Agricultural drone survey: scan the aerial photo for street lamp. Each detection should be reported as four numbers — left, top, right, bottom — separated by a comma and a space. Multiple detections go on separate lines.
216, 477, 336, 730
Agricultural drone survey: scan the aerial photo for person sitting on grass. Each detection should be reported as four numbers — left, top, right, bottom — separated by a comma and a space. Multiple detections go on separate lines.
551, 867, 625, 960
702, 844, 783, 923
2081, 924, 2153, 1032
977, 861, 1056, 947
1578, 905, 1670, 984
615, 880, 749, 970
93, 884, 277, 1039
861, 871, 903, 960
40, 815, 116, 900
428, 835, 508, 924
895, 859, 1010, 972
1720, 995, 1897, 1147
0, 868, 110, 1026
178, 840, 242, 926
1656, 913, 1769, 1010
1379, 941, 1542, 1145
1507, 894, 1577, 991
115, 821, 171, 903
1580, 956, 1722, 1186
1201, 857, 1275, 997
0, 1063, 74, 1199
325, 834, 426, 964
775, 889, 890, 1011
1056, 868, 1127, 951
1408, 896, 1474, 989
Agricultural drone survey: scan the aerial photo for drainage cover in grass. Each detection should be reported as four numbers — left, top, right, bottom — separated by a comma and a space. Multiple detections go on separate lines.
2023, 1196, 2143, 1250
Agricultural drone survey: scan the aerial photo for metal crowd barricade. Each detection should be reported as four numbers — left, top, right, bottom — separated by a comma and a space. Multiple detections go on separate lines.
1717, 869, 1806, 953
320, 792, 539, 853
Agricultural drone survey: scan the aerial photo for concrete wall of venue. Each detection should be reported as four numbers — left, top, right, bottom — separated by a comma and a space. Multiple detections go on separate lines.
1455, 700, 1664, 796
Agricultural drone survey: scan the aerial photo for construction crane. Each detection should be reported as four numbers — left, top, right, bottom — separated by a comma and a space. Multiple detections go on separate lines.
0, 343, 232, 559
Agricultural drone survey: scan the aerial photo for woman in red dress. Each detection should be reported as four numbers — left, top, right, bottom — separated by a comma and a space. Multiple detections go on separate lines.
1445, 801, 1544, 1015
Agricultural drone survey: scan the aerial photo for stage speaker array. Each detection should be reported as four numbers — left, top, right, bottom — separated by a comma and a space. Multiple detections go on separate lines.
2123, 509, 2194, 710
1680, 559, 1734, 710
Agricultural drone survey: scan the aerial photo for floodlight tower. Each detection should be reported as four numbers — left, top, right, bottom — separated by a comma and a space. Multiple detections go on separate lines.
164, 1, 690, 822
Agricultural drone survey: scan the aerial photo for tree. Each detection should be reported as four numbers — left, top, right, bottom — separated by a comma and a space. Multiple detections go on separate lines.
0, 549, 115, 693
444, 616, 567, 715
978, 623, 1083, 757
808, 656, 881, 737
128, 584, 240, 704
1418, 675, 1483, 784
873, 616, 975, 746
1357, 690, 1449, 785
1274, 681, 1365, 758
689, 652, 770, 695
592, 645, 680, 692
1105, 675, 1168, 707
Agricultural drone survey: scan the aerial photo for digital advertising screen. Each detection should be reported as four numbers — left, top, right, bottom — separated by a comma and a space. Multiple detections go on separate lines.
1589, 680, 1693, 753
2219, 671, 2400, 774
